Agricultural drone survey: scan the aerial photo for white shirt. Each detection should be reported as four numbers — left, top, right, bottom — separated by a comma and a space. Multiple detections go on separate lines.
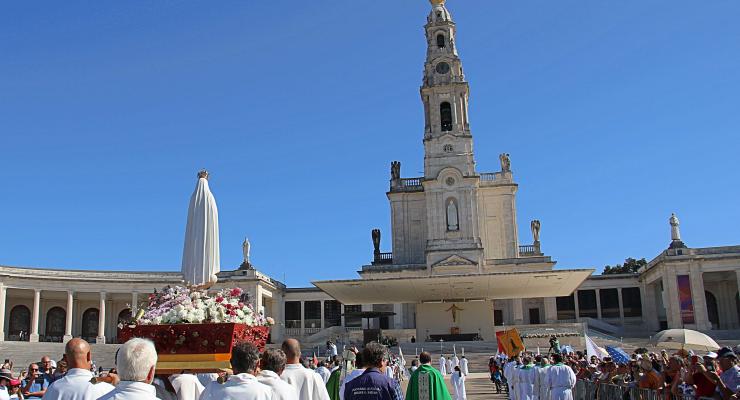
258, 370, 299, 400
196, 374, 218, 389
339, 368, 365, 400
315, 366, 331, 384
200, 373, 272, 400
281, 364, 330, 400
0, 387, 9, 400
44, 368, 115, 400
169, 374, 204, 400
97, 381, 161, 400
329, 344, 338, 357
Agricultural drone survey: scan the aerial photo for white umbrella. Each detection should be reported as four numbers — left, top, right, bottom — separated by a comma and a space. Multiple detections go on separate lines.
651, 329, 720, 351
181, 170, 220, 287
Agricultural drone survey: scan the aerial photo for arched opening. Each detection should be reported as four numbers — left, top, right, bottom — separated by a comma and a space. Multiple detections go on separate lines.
81, 308, 99, 340
9, 305, 30, 341
436, 34, 445, 48
45, 307, 66, 342
705, 291, 719, 329
118, 309, 132, 326
440, 102, 452, 132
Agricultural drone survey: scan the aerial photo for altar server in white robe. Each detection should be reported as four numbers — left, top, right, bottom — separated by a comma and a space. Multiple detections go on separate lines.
545, 354, 576, 400
281, 339, 330, 400
446, 357, 453, 375
451, 354, 460, 370
200, 342, 272, 400
535, 357, 550, 400
98, 339, 161, 400
44, 338, 115, 400
515, 357, 538, 400
504, 356, 521, 400
257, 349, 299, 400
169, 373, 205, 400
459, 356, 469, 376
451, 366, 467, 400
438, 355, 447, 376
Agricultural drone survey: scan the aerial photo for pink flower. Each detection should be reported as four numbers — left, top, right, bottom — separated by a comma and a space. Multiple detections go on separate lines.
230, 288, 243, 297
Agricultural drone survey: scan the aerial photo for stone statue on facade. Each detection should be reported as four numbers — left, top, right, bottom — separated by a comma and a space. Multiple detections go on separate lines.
390, 161, 401, 181
446, 199, 459, 231
242, 237, 251, 263
668, 213, 687, 249
499, 153, 511, 172
531, 220, 541, 243
371, 229, 381, 255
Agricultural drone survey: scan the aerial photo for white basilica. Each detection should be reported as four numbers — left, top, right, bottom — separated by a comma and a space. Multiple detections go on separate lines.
1, 0, 739, 346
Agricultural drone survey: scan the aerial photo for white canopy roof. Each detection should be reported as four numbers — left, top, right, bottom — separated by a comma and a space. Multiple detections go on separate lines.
313, 269, 593, 304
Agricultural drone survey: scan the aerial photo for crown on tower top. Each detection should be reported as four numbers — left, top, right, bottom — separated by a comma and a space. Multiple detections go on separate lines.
197, 169, 209, 180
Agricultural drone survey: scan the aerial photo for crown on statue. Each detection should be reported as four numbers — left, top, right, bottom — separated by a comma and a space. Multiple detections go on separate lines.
430, 0, 446, 6
197, 169, 209, 180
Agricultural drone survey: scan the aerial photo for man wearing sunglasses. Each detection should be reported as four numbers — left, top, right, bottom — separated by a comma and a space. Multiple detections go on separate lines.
21, 363, 49, 399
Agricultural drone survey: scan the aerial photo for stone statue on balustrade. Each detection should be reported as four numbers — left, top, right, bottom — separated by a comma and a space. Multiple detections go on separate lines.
499, 153, 511, 172
372, 229, 381, 255
240, 237, 254, 270
390, 161, 401, 180
531, 219, 541, 243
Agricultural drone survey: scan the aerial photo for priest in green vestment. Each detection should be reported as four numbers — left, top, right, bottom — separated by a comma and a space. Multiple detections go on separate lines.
406, 352, 452, 400
326, 365, 342, 400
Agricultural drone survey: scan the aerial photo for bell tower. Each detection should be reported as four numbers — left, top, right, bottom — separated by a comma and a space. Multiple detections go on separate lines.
421, 0, 476, 179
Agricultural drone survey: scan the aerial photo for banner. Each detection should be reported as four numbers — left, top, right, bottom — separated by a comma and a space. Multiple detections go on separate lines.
585, 334, 608, 360
496, 329, 524, 356
677, 274, 695, 324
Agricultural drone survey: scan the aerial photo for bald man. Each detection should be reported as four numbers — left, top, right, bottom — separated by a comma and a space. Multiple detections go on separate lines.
45, 338, 115, 400
280, 339, 330, 400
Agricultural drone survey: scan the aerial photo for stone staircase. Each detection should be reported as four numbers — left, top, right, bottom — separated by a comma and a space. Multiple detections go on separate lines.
0, 342, 121, 374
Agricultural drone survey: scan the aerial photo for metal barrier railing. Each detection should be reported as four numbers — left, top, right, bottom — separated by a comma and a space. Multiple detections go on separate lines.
575, 380, 712, 400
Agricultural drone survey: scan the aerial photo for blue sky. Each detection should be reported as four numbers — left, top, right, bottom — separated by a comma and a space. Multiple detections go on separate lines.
2, 1, 739, 288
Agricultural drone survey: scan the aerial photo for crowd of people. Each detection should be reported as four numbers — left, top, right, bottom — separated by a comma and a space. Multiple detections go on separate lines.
0, 337, 463, 400
487, 343, 740, 400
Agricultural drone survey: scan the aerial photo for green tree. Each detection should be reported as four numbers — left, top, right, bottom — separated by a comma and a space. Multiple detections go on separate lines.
602, 257, 647, 275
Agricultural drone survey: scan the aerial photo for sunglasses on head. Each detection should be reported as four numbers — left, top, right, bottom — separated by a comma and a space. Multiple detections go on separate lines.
30, 368, 39, 371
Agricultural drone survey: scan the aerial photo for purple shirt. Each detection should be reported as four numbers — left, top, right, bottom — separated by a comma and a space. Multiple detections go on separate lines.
343, 368, 403, 400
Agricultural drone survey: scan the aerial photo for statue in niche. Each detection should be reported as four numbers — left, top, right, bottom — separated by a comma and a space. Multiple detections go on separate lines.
531, 220, 541, 243
371, 229, 381, 254
499, 153, 511, 172
446, 199, 459, 231
390, 161, 401, 180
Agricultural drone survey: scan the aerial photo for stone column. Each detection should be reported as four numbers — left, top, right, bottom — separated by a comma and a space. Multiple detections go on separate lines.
641, 283, 659, 331
362, 304, 372, 329
512, 298, 524, 325
300, 301, 305, 336
663, 271, 681, 329
617, 288, 625, 324
63, 291, 74, 342
320, 300, 325, 330
340, 304, 346, 328
544, 297, 557, 324
131, 292, 139, 316
573, 292, 580, 321
30, 289, 41, 342
0, 285, 6, 342
689, 267, 711, 330
96, 292, 106, 344
595, 289, 602, 320
393, 303, 403, 329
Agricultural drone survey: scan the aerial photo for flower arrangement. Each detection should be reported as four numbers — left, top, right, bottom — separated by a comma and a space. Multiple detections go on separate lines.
132, 285, 275, 327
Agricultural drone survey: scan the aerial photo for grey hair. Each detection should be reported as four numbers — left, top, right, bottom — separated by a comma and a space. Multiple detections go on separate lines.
116, 338, 158, 382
